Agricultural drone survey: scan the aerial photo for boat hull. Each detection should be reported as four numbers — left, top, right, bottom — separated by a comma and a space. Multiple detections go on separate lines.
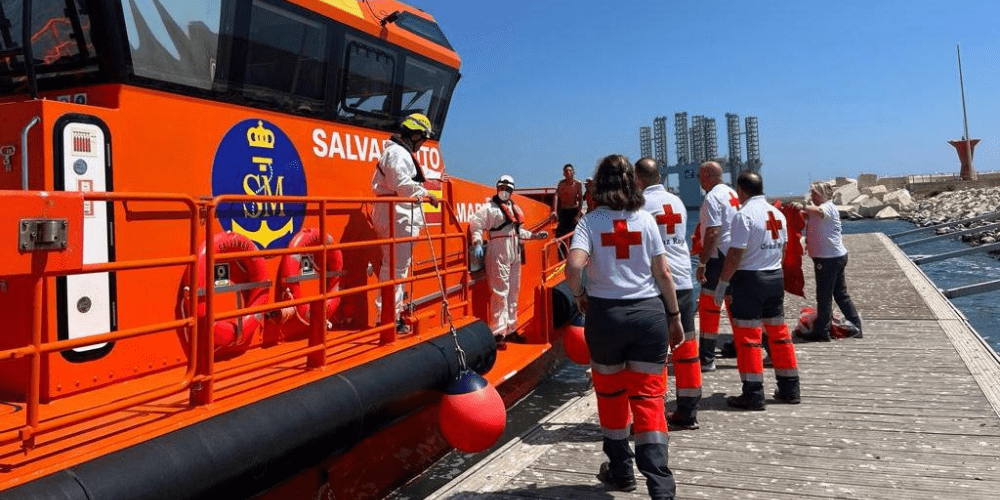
4, 322, 496, 500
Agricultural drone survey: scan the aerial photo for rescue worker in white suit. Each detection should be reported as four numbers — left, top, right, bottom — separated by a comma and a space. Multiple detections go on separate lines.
371, 113, 439, 333
469, 175, 548, 343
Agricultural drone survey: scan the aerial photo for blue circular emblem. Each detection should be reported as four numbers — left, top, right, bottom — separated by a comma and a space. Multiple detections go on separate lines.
212, 119, 307, 249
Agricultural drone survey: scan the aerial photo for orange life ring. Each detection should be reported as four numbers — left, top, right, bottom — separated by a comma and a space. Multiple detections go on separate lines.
195, 231, 271, 356
273, 228, 343, 340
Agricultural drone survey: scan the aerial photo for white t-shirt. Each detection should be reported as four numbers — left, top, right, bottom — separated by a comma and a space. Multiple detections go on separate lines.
729, 195, 786, 271
699, 183, 740, 257
642, 185, 693, 290
570, 207, 666, 300
805, 201, 848, 258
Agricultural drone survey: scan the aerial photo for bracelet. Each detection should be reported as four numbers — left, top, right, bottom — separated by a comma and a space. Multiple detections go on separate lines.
667, 310, 681, 318
574, 287, 586, 298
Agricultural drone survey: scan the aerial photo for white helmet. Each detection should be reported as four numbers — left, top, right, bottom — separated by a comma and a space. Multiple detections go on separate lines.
496, 175, 515, 190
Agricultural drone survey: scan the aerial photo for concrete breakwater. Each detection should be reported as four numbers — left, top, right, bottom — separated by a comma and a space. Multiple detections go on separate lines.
796, 178, 1000, 258
899, 185, 1000, 254
804, 177, 915, 220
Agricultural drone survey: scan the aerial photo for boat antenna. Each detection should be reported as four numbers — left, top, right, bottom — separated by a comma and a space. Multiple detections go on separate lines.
956, 44, 974, 180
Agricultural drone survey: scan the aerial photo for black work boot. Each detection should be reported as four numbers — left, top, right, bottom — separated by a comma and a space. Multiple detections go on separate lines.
774, 375, 801, 404
597, 461, 637, 492
727, 381, 766, 410
598, 438, 636, 491
667, 396, 700, 430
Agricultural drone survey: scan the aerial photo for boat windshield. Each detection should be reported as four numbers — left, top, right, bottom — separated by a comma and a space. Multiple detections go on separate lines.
0, 0, 101, 94
121, 0, 459, 136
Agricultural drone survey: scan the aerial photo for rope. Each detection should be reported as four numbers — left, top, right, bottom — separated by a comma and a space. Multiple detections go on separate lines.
418, 200, 468, 373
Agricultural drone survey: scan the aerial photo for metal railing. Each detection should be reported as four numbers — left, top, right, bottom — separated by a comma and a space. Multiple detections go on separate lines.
890, 210, 1000, 297
0, 192, 469, 452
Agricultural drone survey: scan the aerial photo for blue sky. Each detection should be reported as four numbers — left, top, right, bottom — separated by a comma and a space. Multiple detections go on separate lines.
417, 0, 1000, 195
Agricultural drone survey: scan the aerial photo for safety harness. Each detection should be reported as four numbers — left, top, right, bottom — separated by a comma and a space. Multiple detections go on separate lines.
488, 195, 524, 235
374, 135, 427, 187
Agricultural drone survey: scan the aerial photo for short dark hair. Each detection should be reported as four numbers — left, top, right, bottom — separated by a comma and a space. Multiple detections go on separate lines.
634, 157, 660, 186
736, 170, 764, 196
563, 163, 574, 171
593, 155, 643, 211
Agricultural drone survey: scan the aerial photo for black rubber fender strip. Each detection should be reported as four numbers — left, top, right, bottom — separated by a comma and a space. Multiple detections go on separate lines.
4, 320, 495, 500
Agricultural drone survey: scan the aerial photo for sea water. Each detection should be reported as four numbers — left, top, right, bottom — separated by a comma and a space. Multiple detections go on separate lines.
840, 218, 1000, 355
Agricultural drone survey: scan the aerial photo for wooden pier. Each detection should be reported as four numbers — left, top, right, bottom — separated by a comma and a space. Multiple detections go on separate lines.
426, 233, 1000, 499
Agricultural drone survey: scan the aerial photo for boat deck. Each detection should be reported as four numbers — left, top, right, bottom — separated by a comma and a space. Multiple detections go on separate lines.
426, 233, 1000, 499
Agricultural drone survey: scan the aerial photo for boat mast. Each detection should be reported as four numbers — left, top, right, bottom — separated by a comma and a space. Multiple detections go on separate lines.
957, 44, 975, 180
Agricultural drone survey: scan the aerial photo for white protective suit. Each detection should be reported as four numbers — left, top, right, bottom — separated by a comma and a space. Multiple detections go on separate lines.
469, 198, 534, 336
371, 138, 428, 319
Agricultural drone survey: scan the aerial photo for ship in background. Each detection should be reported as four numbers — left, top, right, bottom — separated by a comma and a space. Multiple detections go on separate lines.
640, 113, 763, 209
0, 1, 576, 499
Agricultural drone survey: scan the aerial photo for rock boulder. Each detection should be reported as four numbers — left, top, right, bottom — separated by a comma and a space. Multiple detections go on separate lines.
874, 206, 900, 219
833, 182, 860, 205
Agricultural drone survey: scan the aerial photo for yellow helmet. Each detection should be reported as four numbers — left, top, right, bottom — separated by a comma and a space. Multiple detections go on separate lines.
400, 113, 433, 138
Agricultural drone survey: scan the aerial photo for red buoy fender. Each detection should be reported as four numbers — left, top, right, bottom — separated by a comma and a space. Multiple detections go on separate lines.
274, 228, 344, 340
195, 232, 270, 356
439, 370, 506, 453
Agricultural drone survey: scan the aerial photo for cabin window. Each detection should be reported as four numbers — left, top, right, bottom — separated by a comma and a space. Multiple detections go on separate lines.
392, 11, 453, 51
242, 0, 328, 115
0, 0, 100, 93
121, 0, 221, 90
339, 38, 395, 127
401, 56, 456, 134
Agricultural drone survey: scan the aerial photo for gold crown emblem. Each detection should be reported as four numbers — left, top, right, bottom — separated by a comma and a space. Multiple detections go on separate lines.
246, 120, 275, 149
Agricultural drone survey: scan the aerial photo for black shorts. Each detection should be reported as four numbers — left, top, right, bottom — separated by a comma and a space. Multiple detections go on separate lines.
729, 269, 784, 321
556, 208, 578, 237
585, 296, 669, 366
702, 251, 731, 294
661, 288, 695, 334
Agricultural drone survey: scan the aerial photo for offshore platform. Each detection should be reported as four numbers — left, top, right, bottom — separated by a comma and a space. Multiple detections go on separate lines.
640, 113, 762, 209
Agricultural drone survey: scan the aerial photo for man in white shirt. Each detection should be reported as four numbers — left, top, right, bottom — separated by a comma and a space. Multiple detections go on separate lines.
695, 161, 739, 371
635, 158, 700, 430
716, 171, 801, 410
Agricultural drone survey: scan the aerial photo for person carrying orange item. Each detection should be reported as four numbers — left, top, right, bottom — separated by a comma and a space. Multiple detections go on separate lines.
635, 158, 700, 431
789, 183, 863, 341
716, 171, 801, 410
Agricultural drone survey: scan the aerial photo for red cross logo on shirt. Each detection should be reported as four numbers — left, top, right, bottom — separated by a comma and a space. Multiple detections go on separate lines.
601, 219, 642, 259
766, 211, 783, 240
656, 204, 682, 235
728, 193, 740, 208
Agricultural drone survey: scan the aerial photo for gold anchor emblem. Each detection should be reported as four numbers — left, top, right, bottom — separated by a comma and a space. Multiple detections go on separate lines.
231, 218, 294, 249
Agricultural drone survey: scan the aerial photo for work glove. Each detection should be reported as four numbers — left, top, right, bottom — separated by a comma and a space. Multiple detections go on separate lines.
535, 231, 549, 239
472, 243, 484, 260
714, 281, 729, 307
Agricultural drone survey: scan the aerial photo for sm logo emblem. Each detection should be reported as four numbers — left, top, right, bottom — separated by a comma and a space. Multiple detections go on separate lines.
212, 119, 307, 249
